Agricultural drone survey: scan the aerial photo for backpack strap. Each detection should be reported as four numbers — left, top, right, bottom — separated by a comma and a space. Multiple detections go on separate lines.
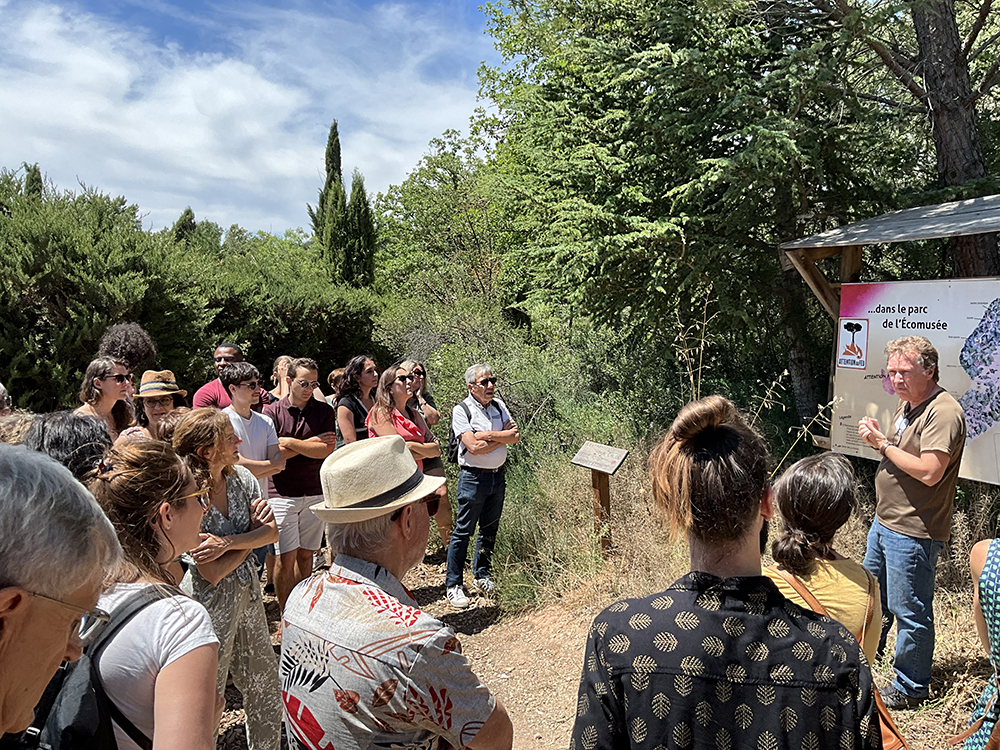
457, 402, 472, 457
90, 586, 179, 750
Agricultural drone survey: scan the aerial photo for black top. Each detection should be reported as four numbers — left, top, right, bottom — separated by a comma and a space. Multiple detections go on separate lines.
336, 393, 370, 443
571, 572, 882, 750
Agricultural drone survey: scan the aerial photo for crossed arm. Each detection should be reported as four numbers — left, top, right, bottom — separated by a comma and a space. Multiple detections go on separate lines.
279, 432, 337, 459
191, 497, 279, 585
237, 443, 286, 479
461, 419, 520, 456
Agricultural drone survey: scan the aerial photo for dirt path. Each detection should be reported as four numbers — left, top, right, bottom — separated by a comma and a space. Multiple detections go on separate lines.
220, 555, 988, 750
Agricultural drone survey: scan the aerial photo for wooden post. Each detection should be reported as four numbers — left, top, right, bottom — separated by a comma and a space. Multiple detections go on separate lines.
591, 469, 611, 553
571, 441, 629, 558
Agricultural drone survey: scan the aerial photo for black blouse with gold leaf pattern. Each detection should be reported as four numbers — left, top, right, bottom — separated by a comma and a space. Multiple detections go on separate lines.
571, 573, 882, 750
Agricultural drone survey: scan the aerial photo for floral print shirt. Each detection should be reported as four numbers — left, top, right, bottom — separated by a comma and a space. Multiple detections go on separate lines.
280, 554, 496, 749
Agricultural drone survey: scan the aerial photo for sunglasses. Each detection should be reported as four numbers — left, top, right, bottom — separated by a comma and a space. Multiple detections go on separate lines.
177, 486, 212, 511
237, 380, 260, 390
396, 374, 415, 383
295, 379, 321, 390
412, 369, 425, 377
477, 377, 498, 386
29, 591, 111, 644
143, 395, 175, 408
390, 494, 441, 521
103, 373, 132, 384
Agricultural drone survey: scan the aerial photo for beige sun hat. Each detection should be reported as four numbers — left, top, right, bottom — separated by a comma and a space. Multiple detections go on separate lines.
311, 435, 446, 523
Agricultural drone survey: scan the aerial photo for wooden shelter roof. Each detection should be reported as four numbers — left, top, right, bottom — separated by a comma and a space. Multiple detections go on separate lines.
781, 194, 1000, 250
780, 194, 1000, 321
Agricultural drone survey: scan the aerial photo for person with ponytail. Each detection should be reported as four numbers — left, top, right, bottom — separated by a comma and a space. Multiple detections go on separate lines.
571, 396, 881, 750
87, 441, 222, 750
764, 453, 882, 664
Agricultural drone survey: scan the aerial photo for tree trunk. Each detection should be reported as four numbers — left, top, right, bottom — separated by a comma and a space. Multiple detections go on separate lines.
778, 261, 823, 425
911, 0, 1000, 276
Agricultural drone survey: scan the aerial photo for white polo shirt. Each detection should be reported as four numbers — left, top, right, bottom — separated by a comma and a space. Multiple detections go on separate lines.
452, 394, 512, 470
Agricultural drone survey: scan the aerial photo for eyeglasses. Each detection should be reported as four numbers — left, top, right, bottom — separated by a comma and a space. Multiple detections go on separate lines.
295, 379, 321, 390
143, 396, 174, 408
412, 369, 425, 377
237, 381, 259, 390
29, 591, 111, 644
176, 486, 212, 511
390, 494, 441, 521
477, 377, 498, 387
396, 374, 415, 383
214, 355, 237, 363
103, 373, 132, 384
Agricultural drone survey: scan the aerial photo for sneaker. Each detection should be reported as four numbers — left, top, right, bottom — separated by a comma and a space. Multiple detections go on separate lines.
473, 577, 495, 595
880, 684, 926, 710
446, 585, 469, 609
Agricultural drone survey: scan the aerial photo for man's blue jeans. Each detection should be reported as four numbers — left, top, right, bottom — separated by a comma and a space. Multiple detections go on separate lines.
446, 467, 506, 588
863, 519, 944, 699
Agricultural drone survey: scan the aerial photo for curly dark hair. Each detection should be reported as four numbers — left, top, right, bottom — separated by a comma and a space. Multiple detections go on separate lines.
341, 355, 376, 398
98, 323, 157, 372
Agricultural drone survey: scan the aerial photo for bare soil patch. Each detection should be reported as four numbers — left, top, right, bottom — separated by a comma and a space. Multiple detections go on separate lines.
218, 551, 989, 750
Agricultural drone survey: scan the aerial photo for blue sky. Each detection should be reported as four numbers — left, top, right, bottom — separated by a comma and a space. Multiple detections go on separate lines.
0, 0, 500, 232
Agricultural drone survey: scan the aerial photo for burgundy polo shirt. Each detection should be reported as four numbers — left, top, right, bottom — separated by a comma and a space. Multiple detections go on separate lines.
192, 378, 270, 412
263, 396, 336, 497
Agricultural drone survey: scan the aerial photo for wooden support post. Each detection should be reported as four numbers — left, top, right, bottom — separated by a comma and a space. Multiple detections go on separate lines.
840, 245, 863, 283
784, 249, 840, 320
591, 469, 611, 553
571, 441, 629, 558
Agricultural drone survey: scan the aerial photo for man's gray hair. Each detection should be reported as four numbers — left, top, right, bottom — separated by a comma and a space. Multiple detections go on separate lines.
325, 513, 395, 557
464, 364, 492, 386
0, 381, 9, 410
0, 445, 121, 598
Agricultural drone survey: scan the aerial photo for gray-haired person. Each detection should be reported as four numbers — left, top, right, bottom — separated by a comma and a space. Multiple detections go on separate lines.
0, 444, 122, 735
445, 364, 519, 609
0, 381, 10, 416
280, 435, 513, 749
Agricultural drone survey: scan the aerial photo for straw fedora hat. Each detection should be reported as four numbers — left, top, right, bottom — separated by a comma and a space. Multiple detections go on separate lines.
135, 370, 187, 398
311, 435, 445, 523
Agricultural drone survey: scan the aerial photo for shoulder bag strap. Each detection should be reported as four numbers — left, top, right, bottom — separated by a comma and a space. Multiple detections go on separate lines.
458, 402, 472, 456
91, 587, 179, 750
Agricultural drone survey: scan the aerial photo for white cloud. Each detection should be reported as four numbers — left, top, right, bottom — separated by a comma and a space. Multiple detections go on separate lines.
0, 0, 498, 232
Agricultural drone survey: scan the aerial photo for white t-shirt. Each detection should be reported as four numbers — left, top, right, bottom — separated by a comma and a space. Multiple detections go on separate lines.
225, 406, 279, 498
97, 583, 219, 750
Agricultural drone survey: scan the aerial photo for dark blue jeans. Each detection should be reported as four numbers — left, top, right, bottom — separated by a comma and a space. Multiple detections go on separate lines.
863, 520, 943, 699
446, 467, 506, 588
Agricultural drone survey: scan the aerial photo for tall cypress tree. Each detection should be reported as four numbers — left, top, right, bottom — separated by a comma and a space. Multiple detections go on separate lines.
307, 120, 348, 276
171, 207, 197, 245
344, 170, 376, 288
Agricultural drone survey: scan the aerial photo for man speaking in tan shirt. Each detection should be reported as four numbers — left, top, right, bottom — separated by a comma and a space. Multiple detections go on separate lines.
858, 335, 966, 710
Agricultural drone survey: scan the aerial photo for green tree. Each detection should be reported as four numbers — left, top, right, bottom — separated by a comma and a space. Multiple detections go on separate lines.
23, 163, 42, 199
308, 120, 348, 274
171, 206, 197, 245
794, 0, 1000, 274
479, 0, 918, 421
344, 170, 376, 287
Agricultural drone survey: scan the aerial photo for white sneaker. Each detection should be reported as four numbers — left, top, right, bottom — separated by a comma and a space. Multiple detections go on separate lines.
446, 585, 469, 609
474, 577, 495, 595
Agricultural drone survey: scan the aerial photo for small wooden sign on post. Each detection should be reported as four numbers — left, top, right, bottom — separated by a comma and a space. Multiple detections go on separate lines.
571, 441, 629, 554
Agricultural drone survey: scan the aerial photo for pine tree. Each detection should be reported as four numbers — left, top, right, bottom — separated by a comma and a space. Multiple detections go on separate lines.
344, 170, 375, 287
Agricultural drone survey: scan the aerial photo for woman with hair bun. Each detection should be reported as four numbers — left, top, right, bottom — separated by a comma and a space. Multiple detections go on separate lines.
764, 453, 882, 664
571, 395, 881, 750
